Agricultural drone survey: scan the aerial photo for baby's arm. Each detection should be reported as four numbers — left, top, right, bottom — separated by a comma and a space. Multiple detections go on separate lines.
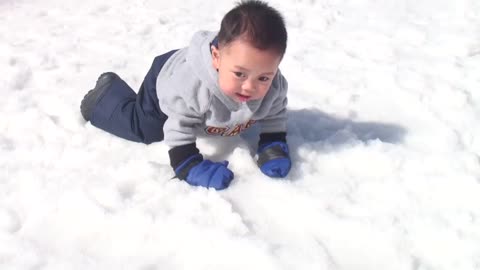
162, 96, 234, 190
256, 76, 291, 178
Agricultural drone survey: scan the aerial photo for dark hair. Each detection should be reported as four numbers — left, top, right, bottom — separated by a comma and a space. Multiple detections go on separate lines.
217, 0, 287, 56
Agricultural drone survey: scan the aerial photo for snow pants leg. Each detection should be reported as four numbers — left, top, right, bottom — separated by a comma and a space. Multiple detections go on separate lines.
89, 49, 178, 144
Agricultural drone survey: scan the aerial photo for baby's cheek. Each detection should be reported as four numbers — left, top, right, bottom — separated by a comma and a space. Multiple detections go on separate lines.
219, 80, 238, 95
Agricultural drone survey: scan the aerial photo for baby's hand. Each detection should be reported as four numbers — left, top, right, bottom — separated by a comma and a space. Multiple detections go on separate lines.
175, 155, 234, 190
257, 142, 291, 178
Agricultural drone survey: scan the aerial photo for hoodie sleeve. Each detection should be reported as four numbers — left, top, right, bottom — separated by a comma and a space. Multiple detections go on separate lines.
155, 47, 212, 148
160, 91, 207, 173
258, 72, 288, 134
160, 92, 206, 148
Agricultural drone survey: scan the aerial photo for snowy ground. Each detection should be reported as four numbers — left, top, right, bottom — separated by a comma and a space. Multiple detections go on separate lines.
1, 0, 480, 269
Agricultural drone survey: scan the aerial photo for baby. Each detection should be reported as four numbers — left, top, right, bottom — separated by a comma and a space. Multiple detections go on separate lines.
80, 0, 291, 190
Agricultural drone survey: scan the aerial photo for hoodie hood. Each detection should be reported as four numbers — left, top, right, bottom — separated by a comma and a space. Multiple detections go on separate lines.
186, 31, 245, 111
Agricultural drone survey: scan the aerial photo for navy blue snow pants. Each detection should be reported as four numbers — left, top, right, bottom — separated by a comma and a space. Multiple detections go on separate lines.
89, 50, 178, 144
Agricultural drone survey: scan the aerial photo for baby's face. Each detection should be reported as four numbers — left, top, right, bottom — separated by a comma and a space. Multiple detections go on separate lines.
211, 39, 282, 103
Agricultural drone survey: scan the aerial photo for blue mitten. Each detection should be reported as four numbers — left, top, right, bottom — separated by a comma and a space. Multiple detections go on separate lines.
175, 155, 234, 190
257, 142, 291, 178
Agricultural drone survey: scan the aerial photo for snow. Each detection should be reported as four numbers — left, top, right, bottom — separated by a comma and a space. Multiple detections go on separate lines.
1, 0, 480, 269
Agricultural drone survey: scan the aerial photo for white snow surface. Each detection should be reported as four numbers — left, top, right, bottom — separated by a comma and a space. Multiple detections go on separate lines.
1, 0, 480, 269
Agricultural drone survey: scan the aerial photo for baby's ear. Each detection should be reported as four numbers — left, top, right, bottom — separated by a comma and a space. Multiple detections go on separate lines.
211, 45, 220, 69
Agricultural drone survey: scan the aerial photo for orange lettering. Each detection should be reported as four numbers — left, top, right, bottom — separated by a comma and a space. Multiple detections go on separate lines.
205, 126, 228, 135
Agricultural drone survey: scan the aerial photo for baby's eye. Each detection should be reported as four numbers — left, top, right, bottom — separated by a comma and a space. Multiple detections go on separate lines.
233, 72, 245, 78
259, 76, 270, 82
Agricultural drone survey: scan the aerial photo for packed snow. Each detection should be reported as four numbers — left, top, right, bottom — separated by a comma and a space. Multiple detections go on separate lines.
1, 0, 479, 269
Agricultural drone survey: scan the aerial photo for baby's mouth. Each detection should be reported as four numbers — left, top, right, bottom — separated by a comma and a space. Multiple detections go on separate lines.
235, 93, 251, 102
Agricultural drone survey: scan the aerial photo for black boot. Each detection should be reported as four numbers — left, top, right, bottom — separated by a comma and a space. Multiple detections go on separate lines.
80, 72, 119, 121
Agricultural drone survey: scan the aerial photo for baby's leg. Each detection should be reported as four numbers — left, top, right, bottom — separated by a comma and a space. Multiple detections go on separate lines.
80, 50, 177, 144
80, 72, 166, 144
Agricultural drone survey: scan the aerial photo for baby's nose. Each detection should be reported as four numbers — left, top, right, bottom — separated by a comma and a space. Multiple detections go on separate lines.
242, 80, 256, 92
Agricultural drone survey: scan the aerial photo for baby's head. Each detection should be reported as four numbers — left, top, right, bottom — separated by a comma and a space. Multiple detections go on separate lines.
211, 0, 287, 102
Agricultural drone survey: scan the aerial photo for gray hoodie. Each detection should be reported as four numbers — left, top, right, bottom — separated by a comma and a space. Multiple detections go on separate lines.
156, 31, 288, 148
